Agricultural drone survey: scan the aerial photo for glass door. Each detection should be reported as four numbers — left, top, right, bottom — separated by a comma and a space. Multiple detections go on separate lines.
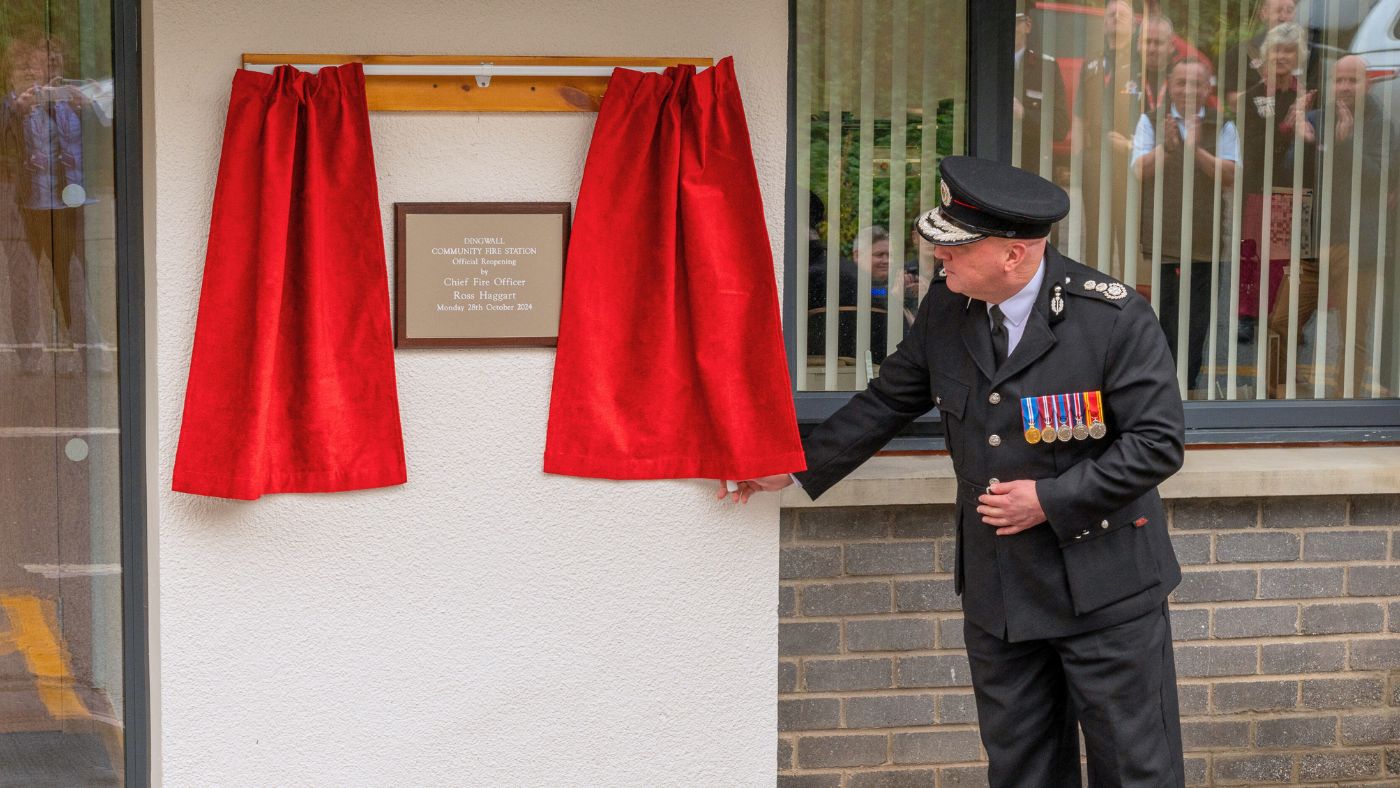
0, 0, 128, 783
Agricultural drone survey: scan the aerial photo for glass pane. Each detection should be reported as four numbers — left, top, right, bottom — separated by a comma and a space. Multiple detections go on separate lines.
1013, 0, 1400, 402
796, 0, 969, 392
0, 0, 125, 783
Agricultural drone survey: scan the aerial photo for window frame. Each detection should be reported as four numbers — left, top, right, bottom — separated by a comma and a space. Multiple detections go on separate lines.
782, 0, 1400, 447
112, 0, 151, 782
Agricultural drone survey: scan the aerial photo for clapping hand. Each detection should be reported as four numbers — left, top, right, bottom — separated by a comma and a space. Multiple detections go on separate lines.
1286, 90, 1317, 143
1182, 115, 1201, 150
1335, 100, 1354, 141
1162, 117, 1182, 154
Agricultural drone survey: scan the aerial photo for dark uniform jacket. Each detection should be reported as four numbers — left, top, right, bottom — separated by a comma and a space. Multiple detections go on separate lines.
795, 246, 1185, 641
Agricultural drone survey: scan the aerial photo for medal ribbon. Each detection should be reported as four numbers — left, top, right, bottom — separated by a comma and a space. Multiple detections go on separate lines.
1087, 390, 1103, 425
1021, 397, 1036, 433
1072, 392, 1084, 426
1057, 394, 1070, 428
1039, 395, 1054, 432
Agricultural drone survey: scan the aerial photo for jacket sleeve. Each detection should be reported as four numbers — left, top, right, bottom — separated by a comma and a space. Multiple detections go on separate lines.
794, 289, 939, 500
1035, 295, 1185, 545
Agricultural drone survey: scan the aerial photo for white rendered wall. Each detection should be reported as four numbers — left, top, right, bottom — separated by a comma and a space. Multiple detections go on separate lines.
151, 2, 787, 784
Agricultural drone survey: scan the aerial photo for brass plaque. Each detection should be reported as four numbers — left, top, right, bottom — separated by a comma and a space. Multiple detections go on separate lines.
394, 202, 570, 347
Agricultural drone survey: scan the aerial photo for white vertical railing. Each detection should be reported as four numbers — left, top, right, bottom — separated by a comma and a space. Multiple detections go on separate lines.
1341, 89, 1366, 398
1037, 6, 1058, 180
855, 0, 876, 389
1225, 12, 1249, 399
1372, 106, 1392, 398
1253, 82, 1276, 400
1207, 9, 1230, 400
1283, 76, 1308, 400
1312, 1, 1342, 399
823, 0, 844, 390
919, 0, 940, 299
888, 0, 909, 354
795, 0, 813, 391
1148, 101, 1167, 317
1012, 28, 1024, 170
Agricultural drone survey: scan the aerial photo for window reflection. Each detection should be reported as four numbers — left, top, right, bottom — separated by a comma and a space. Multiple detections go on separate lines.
0, 13, 124, 785
795, 0, 968, 391
1014, 0, 1398, 401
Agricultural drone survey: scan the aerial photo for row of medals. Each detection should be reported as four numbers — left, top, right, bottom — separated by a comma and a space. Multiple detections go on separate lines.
1024, 400, 1107, 444
1027, 419, 1106, 444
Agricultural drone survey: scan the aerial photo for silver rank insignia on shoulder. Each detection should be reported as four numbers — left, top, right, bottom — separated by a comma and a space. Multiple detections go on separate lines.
1104, 282, 1127, 300
1082, 279, 1097, 290
1050, 284, 1064, 316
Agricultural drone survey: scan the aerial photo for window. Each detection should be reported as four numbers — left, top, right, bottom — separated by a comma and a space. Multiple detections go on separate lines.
788, 0, 1400, 440
792, 0, 968, 393
0, 0, 145, 781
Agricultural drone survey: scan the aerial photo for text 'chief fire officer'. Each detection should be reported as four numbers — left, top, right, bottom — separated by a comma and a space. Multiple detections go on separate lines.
722, 156, 1188, 787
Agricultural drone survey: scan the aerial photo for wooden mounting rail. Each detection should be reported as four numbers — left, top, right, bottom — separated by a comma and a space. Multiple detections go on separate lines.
241, 54, 714, 112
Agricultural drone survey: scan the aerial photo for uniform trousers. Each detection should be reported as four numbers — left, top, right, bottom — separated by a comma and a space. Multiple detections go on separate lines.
964, 602, 1184, 788
1158, 260, 1212, 394
1267, 245, 1384, 398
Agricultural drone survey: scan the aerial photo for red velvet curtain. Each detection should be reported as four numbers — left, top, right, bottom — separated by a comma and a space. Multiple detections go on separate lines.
544, 58, 805, 480
173, 64, 406, 499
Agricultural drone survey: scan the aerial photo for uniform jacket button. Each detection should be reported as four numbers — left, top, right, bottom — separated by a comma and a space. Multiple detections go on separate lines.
1100, 520, 1110, 529
988, 434, 1001, 447
935, 396, 942, 405
989, 392, 1001, 405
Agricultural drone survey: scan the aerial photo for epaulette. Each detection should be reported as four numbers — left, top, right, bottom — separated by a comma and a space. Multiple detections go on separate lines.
1062, 272, 1132, 309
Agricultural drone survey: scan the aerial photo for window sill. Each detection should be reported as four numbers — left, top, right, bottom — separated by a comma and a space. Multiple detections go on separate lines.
780, 446, 1400, 508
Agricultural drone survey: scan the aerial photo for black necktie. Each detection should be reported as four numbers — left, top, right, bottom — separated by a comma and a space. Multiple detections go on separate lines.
990, 305, 1009, 367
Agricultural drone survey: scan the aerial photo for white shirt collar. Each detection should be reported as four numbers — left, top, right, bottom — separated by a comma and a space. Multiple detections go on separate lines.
990, 257, 1045, 328
1169, 104, 1207, 121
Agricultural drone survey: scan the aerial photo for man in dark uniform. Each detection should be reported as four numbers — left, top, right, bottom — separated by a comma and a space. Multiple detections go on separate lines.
723, 157, 1187, 787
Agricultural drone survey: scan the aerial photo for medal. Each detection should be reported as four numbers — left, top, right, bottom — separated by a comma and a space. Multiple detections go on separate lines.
1039, 395, 1056, 443
1055, 394, 1073, 442
1022, 397, 1041, 444
1072, 392, 1089, 441
1087, 390, 1107, 439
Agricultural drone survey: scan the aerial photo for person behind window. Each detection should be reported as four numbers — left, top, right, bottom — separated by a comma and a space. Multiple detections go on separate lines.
1270, 54, 1396, 398
1236, 23, 1312, 352
807, 225, 903, 365
1138, 13, 1178, 118
0, 35, 103, 376
1073, 0, 1139, 277
1221, 0, 1297, 107
1132, 57, 1239, 395
1012, 9, 1069, 178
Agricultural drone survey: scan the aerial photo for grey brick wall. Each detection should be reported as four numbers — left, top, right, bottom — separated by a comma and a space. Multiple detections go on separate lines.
777, 494, 1400, 787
